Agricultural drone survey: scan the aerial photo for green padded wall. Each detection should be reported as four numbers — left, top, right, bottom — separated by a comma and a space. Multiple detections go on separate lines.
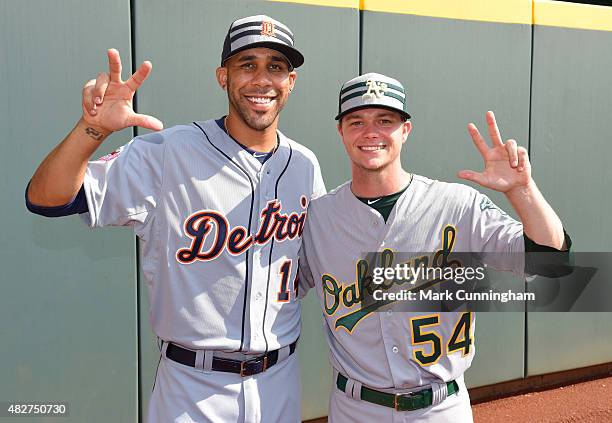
132, 1, 359, 420
1, 0, 138, 422
527, 23, 612, 376
361, 10, 533, 388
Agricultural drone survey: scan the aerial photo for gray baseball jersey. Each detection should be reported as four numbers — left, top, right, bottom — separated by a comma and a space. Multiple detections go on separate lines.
299, 175, 523, 390
82, 118, 325, 353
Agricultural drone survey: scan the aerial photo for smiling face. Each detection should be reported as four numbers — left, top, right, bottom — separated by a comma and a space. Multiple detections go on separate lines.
216, 47, 297, 131
338, 108, 411, 173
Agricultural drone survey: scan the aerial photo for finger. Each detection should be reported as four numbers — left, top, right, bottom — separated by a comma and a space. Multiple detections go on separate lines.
82, 79, 97, 115
127, 113, 164, 131
505, 139, 519, 168
486, 111, 504, 147
108, 48, 122, 82
93, 72, 110, 105
467, 123, 489, 158
517, 146, 529, 171
457, 170, 487, 186
125, 61, 152, 92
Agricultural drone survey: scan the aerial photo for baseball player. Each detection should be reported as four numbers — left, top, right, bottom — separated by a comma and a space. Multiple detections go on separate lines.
26, 15, 324, 423
298, 73, 570, 422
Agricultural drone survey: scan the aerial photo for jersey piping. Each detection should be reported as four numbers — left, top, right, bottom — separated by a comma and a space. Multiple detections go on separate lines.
261, 142, 294, 352
193, 121, 255, 351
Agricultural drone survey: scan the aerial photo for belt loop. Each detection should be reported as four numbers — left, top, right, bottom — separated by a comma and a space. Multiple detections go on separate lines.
350, 380, 362, 401
195, 350, 205, 371
277, 344, 290, 362
430, 381, 448, 406
345, 378, 356, 399
203, 350, 213, 373
340, 373, 362, 401
161, 341, 169, 358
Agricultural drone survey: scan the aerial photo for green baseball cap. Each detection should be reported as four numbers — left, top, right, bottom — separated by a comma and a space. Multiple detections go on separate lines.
335, 73, 411, 121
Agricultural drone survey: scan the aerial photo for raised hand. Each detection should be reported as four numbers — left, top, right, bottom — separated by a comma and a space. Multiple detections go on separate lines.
457, 111, 531, 193
81, 49, 163, 135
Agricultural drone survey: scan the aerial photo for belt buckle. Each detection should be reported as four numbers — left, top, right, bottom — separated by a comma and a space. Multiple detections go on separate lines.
394, 391, 414, 411
240, 355, 269, 377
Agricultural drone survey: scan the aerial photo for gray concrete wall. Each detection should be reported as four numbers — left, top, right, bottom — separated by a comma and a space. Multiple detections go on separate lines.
1, 1, 138, 422
527, 23, 612, 377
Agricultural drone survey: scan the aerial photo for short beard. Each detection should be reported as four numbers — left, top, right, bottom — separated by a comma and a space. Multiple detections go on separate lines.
229, 95, 277, 131
226, 75, 286, 131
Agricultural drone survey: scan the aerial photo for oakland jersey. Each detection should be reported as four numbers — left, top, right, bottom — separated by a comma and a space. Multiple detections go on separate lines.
299, 175, 523, 389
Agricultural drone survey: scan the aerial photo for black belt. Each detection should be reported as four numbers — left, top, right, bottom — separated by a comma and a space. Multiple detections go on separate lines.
165, 340, 297, 377
337, 373, 459, 411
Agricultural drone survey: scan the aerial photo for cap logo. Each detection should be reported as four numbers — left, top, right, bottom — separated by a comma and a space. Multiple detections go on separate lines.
261, 21, 275, 37
362, 79, 388, 101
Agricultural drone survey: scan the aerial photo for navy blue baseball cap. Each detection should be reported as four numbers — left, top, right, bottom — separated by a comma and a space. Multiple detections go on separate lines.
221, 15, 304, 69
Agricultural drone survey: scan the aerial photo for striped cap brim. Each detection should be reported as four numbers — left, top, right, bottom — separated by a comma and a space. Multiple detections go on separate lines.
335, 73, 410, 120
221, 15, 304, 68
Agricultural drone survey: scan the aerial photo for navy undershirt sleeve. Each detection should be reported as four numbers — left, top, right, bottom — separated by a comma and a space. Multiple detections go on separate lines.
523, 229, 572, 277
25, 181, 89, 217
523, 229, 572, 252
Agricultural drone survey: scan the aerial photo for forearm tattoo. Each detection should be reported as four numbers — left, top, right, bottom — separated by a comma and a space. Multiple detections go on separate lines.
84, 126, 105, 141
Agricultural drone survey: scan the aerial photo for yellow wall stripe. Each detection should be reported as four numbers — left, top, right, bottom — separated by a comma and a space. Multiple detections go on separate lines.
268, 0, 531, 24
267, 0, 359, 9
268, 0, 612, 32
362, 0, 532, 25
534, 0, 612, 32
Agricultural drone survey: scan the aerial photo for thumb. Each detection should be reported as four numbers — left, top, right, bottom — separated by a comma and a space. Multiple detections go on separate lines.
457, 170, 487, 186
128, 113, 164, 131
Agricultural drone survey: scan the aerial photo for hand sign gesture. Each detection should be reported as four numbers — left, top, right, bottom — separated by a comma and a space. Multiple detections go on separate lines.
81, 49, 163, 135
458, 111, 531, 193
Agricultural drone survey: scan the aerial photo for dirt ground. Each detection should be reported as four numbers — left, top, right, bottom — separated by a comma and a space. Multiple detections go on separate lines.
472, 375, 612, 423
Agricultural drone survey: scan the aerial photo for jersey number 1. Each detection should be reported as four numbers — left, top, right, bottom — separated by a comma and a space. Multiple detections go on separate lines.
277, 259, 297, 302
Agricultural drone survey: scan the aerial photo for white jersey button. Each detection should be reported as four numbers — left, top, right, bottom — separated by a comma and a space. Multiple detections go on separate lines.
387, 310, 393, 316
256, 292, 263, 300
392, 346, 399, 354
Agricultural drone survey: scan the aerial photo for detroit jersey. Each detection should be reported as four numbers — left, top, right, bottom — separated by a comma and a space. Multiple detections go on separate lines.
82, 119, 325, 352
299, 175, 523, 389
